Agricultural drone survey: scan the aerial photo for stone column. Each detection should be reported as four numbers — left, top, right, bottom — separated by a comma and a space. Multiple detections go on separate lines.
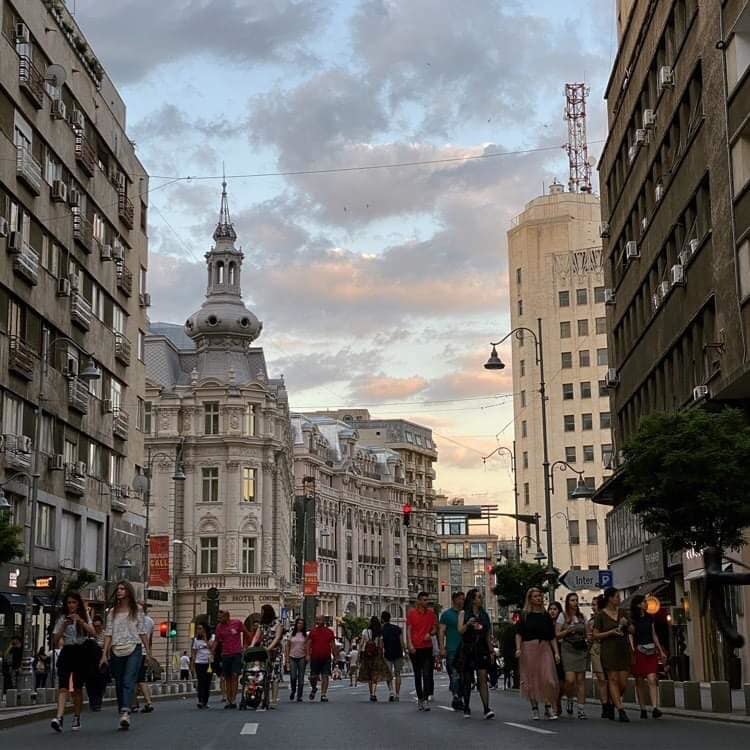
261, 463, 274, 572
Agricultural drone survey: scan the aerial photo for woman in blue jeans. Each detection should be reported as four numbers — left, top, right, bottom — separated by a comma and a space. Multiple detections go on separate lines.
284, 618, 308, 701
101, 581, 149, 731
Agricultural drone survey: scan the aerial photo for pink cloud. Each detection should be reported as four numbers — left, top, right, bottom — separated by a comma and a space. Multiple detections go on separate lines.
349, 374, 429, 401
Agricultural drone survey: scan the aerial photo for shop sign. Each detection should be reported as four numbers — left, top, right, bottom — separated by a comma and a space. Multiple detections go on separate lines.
148, 535, 171, 586
642, 538, 665, 581
303, 561, 319, 596
8, 568, 20, 588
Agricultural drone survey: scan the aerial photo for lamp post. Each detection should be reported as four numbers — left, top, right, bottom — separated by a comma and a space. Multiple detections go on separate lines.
173, 539, 198, 626
547, 460, 596, 500
482, 444, 520, 561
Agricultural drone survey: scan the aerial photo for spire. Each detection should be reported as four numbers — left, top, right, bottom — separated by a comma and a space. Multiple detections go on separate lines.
213, 164, 237, 242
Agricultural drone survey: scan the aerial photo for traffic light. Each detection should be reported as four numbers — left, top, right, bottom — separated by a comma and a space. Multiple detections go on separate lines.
159, 621, 168, 638
169, 621, 177, 638
402, 503, 412, 527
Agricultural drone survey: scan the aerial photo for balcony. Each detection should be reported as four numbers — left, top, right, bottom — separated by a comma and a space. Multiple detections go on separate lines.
19, 56, 44, 109
110, 484, 128, 513
74, 134, 96, 177
64, 465, 86, 496
116, 265, 133, 297
16, 146, 42, 196
72, 212, 94, 253
187, 573, 275, 591
8, 336, 36, 381
67, 378, 90, 414
3, 434, 32, 471
71, 292, 92, 331
118, 190, 134, 229
113, 408, 129, 440
114, 332, 131, 366
11, 243, 39, 285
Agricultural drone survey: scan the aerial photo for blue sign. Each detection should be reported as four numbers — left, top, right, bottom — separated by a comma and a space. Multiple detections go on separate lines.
598, 570, 614, 588
280, 607, 289, 621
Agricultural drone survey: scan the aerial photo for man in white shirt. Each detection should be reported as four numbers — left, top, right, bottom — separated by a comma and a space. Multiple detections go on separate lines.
132, 604, 155, 713
179, 651, 191, 680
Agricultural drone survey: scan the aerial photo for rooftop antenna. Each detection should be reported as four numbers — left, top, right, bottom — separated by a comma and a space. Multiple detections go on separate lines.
563, 82, 592, 193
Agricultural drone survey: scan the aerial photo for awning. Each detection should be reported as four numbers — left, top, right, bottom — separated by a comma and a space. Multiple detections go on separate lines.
683, 561, 732, 583
0, 592, 27, 608
621, 580, 669, 607
33, 595, 58, 608
591, 467, 627, 506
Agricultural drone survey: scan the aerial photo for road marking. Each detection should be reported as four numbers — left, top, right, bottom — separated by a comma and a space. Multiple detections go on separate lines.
504, 722, 556, 735
438, 705, 454, 712
240, 723, 259, 735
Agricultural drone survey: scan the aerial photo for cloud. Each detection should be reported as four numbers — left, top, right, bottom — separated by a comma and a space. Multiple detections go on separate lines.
131, 104, 245, 142
436, 443, 487, 470
349, 374, 429, 402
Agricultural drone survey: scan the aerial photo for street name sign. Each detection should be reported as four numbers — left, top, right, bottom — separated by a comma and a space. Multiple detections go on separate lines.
559, 569, 614, 591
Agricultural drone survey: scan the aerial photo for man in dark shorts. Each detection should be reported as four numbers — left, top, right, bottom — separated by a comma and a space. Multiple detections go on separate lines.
306, 615, 339, 702
381, 611, 405, 702
214, 609, 252, 708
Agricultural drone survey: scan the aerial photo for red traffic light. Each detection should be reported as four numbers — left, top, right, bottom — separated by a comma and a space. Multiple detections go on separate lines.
402, 503, 412, 514
159, 621, 169, 638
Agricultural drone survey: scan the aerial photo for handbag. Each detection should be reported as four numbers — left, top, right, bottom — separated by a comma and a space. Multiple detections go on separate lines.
637, 643, 657, 656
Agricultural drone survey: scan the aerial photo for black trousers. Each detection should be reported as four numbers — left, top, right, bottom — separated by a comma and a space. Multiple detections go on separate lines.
195, 663, 211, 705
410, 648, 434, 701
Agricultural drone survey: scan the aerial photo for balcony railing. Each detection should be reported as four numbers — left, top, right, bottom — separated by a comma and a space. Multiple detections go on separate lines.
11, 242, 39, 285
110, 484, 128, 513
19, 56, 44, 109
64, 465, 86, 496
16, 146, 43, 196
114, 332, 131, 366
2, 434, 32, 471
71, 292, 92, 331
74, 134, 96, 177
72, 212, 94, 253
67, 378, 90, 414
113, 408, 129, 440
116, 265, 133, 297
186, 574, 274, 590
118, 190, 134, 229
8, 336, 36, 381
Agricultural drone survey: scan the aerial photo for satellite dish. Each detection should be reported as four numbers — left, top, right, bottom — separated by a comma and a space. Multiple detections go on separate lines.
45, 63, 66, 89
587, 155, 597, 168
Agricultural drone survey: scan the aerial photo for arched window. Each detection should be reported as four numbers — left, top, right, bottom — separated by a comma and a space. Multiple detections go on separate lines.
216, 261, 224, 284
228, 262, 236, 285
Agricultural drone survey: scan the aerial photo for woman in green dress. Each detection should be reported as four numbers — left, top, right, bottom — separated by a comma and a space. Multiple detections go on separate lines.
593, 587, 631, 722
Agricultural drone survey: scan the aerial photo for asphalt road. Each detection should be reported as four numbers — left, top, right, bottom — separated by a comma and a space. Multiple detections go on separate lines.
2, 673, 748, 749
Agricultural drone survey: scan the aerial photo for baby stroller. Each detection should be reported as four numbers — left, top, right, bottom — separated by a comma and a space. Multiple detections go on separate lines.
239, 647, 269, 710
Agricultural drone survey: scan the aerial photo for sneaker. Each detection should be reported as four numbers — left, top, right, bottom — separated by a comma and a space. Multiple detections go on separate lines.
463, 709, 471, 718
423, 702, 430, 712
566, 698, 574, 715
451, 697, 463, 712
296, 697, 303, 702
290, 692, 296, 701
640, 709, 648, 720
119, 712, 130, 731
51, 716, 63, 733
548, 712, 559, 720
130, 704, 140, 713
72, 716, 81, 732
618, 708, 630, 723
531, 708, 540, 720
369, 695, 377, 702
418, 700, 424, 711
543, 706, 552, 720
142, 704, 154, 714
320, 695, 329, 703
309, 688, 317, 701
652, 708, 663, 719
388, 694, 395, 702
223, 703, 233, 709
484, 709, 495, 720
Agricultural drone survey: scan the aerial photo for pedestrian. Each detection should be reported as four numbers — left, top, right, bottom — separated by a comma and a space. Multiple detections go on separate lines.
629, 595, 667, 719
4, 636, 21, 690
131, 602, 155, 714
284, 617, 307, 702
501, 623, 518, 689
251, 605, 283, 708
215, 609, 253, 709
210, 618, 225, 702
358, 615, 392, 702
439, 590, 465, 711
380, 611, 404, 702
34, 647, 50, 690
85, 615, 108, 712
488, 636, 499, 690
192, 623, 212, 709
306, 614, 338, 702
50, 592, 96, 733
348, 641, 359, 686
515, 587, 561, 720
587, 595, 610, 718
101, 580, 150, 731
593, 586, 631, 722
406, 591, 438, 712
556, 592, 589, 719
456, 588, 495, 720
180, 651, 191, 681
547, 601, 564, 717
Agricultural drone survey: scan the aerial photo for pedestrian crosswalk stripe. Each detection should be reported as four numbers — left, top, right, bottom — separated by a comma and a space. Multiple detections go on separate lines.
240, 723, 259, 735
504, 722, 556, 735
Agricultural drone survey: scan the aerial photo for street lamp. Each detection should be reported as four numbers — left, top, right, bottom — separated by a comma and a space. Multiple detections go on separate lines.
548, 460, 595, 500
482, 444, 520, 561
172, 539, 198, 625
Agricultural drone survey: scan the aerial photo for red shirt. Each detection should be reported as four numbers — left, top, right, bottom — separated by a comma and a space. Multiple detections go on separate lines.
407, 607, 437, 649
215, 619, 246, 656
308, 626, 335, 661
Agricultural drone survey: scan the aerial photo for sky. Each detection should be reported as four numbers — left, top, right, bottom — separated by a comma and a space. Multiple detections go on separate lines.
73, 0, 616, 536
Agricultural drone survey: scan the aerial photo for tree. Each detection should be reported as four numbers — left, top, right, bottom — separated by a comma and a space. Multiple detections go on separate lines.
492, 561, 556, 608
623, 407, 750, 552
0, 514, 23, 566
340, 614, 369, 642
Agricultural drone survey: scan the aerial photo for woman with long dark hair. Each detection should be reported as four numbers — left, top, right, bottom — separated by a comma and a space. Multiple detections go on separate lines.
556, 592, 588, 719
587, 595, 610, 717
192, 622, 213, 709
358, 616, 392, 702
457, 588, 494, 719
101, 580, 149, 730
547, 601, 564, 718
251, 604, 283, 708
50, 591, 95, 733
285, 618, 307, 702
593, 587, 631, 722
629, 595, 666, 719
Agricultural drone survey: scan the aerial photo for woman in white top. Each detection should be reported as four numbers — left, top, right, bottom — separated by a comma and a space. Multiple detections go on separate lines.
101, 580, 148, 730
191, 623, 213, 708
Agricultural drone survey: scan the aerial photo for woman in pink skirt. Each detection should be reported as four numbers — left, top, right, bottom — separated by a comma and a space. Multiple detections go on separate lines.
515, 587, 561, 720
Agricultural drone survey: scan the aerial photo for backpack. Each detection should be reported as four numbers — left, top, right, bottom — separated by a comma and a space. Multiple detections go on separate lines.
363, 631, 378, 657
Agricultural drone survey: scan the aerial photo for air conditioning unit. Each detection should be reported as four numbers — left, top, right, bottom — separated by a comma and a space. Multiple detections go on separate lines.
625, 240, 640, 260
634, 128, 647, 146
51, 180, 67, 203
70, 109, 85, 130
112, 243, 124, 261
689, 238, 699, 256
100, 244, 112, 261
69, 188, 81, 208
75, 461, 88, 478
19, 436, 32, 453
678, 248, 691, 267
655, 183, 664, 202
652, 292, 661, 312
50, 454, 65, 471
0, 217, 8, 237
51, 98, 67, 121
693, 385, 709, 401
56, 277, 71, 297
659, 280, 671, 299
15, 22, 30, 44
139, 292, 151, 308
604, 288, 615, 305
643, 109, 656, 129
103, 398, 114, 414
599, 222, 610, 239
69, 273, 79, 291
671, 264, 686, 287
65, 358, 79, 378
605, 368, 620, 388
658, 66, 675, 92
7, 231, 22, 253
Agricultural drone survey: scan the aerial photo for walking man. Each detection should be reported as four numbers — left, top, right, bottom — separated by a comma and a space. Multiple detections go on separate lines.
381, 611, 405, 702
439, 590, 465, 711
132, 604, 155, 714
214, 609, 253, 708
406, 592, 438, 712
307, 615, 339, 702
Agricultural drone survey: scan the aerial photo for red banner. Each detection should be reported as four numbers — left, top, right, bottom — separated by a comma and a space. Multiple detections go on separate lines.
303, 561, 319, 596
148, 535, 170, 587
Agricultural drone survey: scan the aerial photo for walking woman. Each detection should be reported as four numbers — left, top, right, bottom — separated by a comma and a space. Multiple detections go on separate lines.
251, 605, 283, 708
629, 595, 666, 719
34, 648, 50, 690
547, 601, 564, 717
358, 616, 392, 702
593, 586, 631, 722
456, 588, 494, 719
192, 623, 213, 709
556, 592, 589, 719
515, 587, 561, 720
101, 580, 149, 731
50, 592, 96, 733
285, 618, 307, 702
587, 595, 610, 718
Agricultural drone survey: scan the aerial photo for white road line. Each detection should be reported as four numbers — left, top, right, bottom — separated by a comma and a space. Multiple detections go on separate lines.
504, 722, 556, 735
240, 722, 259, 735
438, 705, 454, 712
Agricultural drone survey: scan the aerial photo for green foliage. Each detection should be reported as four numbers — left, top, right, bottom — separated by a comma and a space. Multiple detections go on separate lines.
492, 561, 556, 608
0, 514, 23, 566
340, 614, 369, 641
63, 568, 97, 596
623, 407, 750, 552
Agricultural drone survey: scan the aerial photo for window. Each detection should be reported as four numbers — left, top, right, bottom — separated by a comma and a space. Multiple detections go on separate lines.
566, 478, 579, 499
577, 319, 589, 337
200, 537, 219, 573
83, 520, 102, 573
446, 542, 464, 558
139, 266, 147, 295
562, 383, 574, 400
565, 446, 577, 463
731, 134, 750, 194
242, 467, 257, 502
64, 439, 76, 467
597, 348, 609, 366
112, 304, 125, 335
595, 316, 607, 335
564, 415, 575, 432
561, 352, 573, 369
241, 538, 256, 573
519, 360, 525, 377
520, 390, 526, 407
523, 482, 530, 506
598, 379, 608, 397
244, 404, 256, 436
568, 520, 580, 545
88, 442, 100, 478
470, 542, 487, 558
137, 398, 145, 432
516, 267, 522, 285
560, 321, 571, 338
137, 330, 145, 361
601, 443, 613, 465
580, 381, 592, 399
521, 420, 527, 438
522, 451, 528, 469
579, 350, 591, 367
600, 412, 612, 429
110, 379, 122, 411
144, 401, 152, 434
558, 290, 570, 307
39, 414, 55, 454
586, 519, 598, 545
61, 512, 78, 567
204, 402, 219, 434
583, 445, 595, 462
517, 299, 523, 316
576, 288, 588, 305
594, 286, 605, 303
91, 284, 104, 321
2, 392, 23, 436
201, 467, 219, 502
581, 413, 593, 430
36, 503, 54, 548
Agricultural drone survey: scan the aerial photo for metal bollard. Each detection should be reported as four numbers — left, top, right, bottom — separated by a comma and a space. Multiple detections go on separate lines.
5, 689, 18, 708
709, 681, 732, 713
19, 689, 32, 706
683, 681, 702, 710
659, 680, 675, 708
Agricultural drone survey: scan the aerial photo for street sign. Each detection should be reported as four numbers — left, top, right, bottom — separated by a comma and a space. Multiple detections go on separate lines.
303, 561, 319, 596
559, 569, 613, 591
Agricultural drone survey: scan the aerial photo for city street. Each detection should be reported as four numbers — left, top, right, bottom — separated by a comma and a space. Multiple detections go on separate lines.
1, 674, 748, 749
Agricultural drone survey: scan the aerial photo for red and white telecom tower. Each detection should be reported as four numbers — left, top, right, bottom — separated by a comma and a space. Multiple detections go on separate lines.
563, 82, 592, 193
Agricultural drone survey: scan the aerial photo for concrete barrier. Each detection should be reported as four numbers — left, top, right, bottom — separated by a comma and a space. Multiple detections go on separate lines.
18, 690, 32, 707
5, 689, 17, 708
659, 680, 675, 708
151, 684, 161, 696
710, 682, 732, 713
683, 681, 701, 710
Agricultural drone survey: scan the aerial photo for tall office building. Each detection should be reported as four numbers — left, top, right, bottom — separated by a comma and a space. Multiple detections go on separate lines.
507, 181, 611, 586
0, 0, 149, 647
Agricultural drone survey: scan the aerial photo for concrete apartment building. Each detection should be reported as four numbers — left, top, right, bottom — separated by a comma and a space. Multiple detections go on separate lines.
595, 0, 750, 685
507, 182, 612, 590
291, 413, 410, 623
143, 186, 296, 662
0, 0, 149, 650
